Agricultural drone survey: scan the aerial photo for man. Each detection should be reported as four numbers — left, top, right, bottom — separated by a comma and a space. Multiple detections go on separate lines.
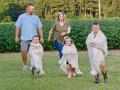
86, 22, 108, 84
15, 4, 44, 71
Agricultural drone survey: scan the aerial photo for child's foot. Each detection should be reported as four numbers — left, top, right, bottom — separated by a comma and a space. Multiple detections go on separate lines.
29, 66, 32, 70
32, 66, 36, 75
38, 71, 45, 76
104, 79, 109, 83
73, 73, 76, 77
80, 71, 83, 75
76, 71, 83, 75
68, 75, 72, 78
95, 79, 100, 84
41, 71, 45, 74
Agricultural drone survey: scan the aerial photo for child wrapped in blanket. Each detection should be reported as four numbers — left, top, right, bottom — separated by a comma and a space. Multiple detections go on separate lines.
58, 36, 83, 78
28, 36, 45, 76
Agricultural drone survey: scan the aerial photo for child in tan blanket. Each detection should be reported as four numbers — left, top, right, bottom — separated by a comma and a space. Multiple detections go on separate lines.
29, 36, 45, 76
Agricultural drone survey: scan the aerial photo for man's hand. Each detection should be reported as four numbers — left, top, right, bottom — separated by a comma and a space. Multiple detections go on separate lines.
38, 28, 44, 43
40, 37, 44, 43
15, 36, 19, 43
15, 27, 20, 44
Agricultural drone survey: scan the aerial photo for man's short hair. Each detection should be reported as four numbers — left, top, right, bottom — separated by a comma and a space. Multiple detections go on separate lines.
32, 35, 39, 40
26, 3, 35, 8
93, 22, 99, 25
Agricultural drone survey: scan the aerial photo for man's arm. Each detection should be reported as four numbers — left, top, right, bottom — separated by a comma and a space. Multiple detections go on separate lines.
15, 27, 20, 43
48, 28, 53, 41
38, 28, 44, 43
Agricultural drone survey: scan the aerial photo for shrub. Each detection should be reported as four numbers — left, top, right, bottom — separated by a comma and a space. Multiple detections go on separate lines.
0, 18, 120, 52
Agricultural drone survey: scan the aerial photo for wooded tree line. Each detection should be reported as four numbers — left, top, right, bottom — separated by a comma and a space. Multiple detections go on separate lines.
0, 0, 120, 22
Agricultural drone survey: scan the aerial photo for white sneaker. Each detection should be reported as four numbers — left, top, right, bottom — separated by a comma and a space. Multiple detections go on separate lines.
58, 60, 61, 64
38, 71, 45, 76
22, 65, 29, 71
41, 71, 45, 74
79, 71, 83, 75
76, 71, 83, 75
29, 66, 32, 70
67, 75, 72, 78
73, 73, 76, 77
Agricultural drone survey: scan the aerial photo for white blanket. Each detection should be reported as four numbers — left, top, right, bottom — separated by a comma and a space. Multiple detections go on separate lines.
28, 42, 44, 73
59, 44, 82, 75
86, 30, 108, 75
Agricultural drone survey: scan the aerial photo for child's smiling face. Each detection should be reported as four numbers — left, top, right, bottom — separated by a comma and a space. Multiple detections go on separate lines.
58, 13, 65, 21
65, 38, 72, 46
32, 37, 39, 44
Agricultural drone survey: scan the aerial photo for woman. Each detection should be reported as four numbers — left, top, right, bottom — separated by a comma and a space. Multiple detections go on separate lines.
48, 12, 71, 59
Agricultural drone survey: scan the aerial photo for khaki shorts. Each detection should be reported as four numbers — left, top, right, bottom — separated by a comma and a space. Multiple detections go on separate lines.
20, 40, 32, 52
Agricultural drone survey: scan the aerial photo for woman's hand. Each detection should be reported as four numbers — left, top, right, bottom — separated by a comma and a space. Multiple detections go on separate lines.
47, 36, 51, 42
61, 32, 66, 36
40, 37, 44, 43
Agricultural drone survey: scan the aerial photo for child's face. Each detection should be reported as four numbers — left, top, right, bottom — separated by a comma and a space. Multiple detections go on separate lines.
92, 25, 99, 34
65, 39, 72, 46
32, 37, 39, 44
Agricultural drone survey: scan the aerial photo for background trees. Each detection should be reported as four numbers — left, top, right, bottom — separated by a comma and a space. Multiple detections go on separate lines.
0, 0, 120, 22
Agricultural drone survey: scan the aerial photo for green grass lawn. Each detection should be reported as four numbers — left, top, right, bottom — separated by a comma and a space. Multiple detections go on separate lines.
0, 51, 120, 90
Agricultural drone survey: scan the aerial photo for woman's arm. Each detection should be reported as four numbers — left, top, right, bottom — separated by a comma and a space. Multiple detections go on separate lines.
48, 23, 56, 41
66, 27, 71, 34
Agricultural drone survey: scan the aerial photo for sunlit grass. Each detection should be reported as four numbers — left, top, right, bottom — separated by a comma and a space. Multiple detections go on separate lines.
0, 51, 120, 90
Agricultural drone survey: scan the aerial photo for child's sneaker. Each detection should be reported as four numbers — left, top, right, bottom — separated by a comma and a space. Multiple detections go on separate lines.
38, 71, 45, 76
41, 71, 45, 74
104, 78, 109, 83
32, 66, 36, 75
67, 75, 72, 78
76, 71, 83, 75
73, 73, 76, 77
29, 66, 32, 70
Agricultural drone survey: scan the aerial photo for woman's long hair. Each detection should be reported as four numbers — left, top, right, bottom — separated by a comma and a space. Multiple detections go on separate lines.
56, 11, 67, 22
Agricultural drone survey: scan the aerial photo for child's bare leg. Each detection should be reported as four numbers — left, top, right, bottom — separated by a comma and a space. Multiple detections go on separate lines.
72, 68, 76, 76
100, 64, 108, 83
67, 65, 72, 78
95, 72, 100, 83
100, 64, 106, 73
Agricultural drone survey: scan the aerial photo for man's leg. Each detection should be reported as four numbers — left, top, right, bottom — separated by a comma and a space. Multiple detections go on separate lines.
100, 64, 108, 83
21, 51, 27, 65
20, 40, 30, 71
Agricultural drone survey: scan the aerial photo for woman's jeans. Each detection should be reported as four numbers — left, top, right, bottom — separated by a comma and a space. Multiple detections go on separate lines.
53, 39, 63, 59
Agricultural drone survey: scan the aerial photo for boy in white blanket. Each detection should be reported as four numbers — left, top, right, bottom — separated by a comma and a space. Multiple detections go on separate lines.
86, 22, 108, 83
58, 36, 83, 78
29, 36, 45, 76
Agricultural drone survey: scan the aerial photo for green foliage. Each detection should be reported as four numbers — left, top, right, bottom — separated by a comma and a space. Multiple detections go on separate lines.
0, 18, 120, 52
0, 0, 120, 22
0, 22, 20, 52
0, 16, 12, 22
